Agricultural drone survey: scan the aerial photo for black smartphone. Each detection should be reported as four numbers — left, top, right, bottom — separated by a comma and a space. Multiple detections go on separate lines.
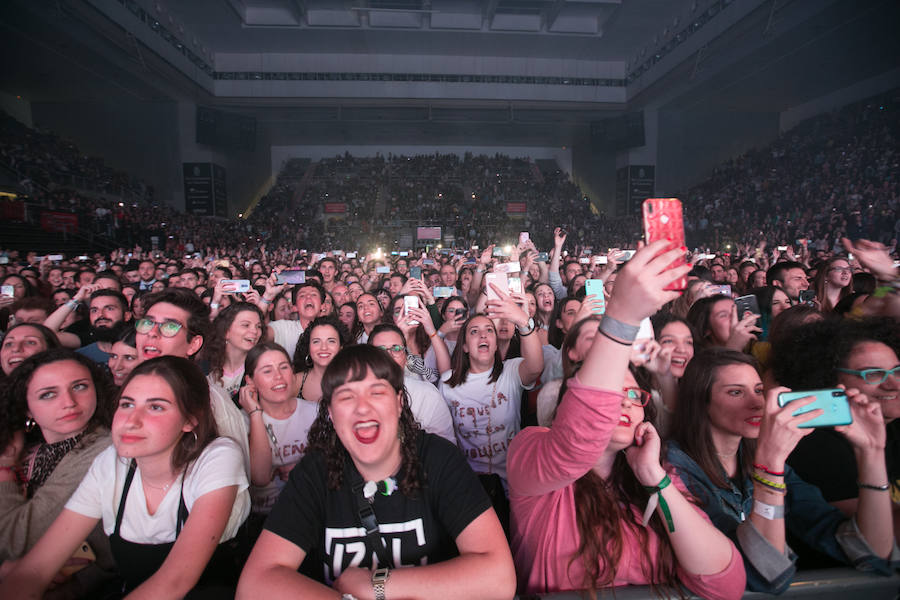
798, 290, 816, 305
410, 266, 423, 280
734, 294, 760, 317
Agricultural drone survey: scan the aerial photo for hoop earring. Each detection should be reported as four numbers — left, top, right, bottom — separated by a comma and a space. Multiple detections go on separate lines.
25, 417, 36, 432
305, 354, 313, 368
189, 430, 198, 445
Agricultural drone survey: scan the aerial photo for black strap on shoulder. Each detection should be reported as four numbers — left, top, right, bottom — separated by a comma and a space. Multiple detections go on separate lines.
344, 462, 394, 569
113, 459, 138, 536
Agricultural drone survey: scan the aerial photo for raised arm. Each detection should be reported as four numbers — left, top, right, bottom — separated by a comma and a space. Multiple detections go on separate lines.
508, 242, 690, 495
43, 284, 97, 348
485, 287, 542, 386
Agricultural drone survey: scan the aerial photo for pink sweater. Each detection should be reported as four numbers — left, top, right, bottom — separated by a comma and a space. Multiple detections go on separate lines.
507, 378, 746, 599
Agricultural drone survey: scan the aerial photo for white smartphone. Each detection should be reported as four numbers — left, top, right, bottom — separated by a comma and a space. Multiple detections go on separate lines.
403, 295, 420, 325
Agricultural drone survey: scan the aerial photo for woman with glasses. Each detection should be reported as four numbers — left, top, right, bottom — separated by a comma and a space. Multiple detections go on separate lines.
388, 294, 451, 383
369, 323, 456, 443
813, 257, 854, 313
778, 317, 900, 538
667, 347, 896, 593
508, 242, 744, 598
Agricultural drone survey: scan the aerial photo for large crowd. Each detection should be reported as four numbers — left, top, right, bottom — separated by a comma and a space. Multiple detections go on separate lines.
0, 89, 897, 600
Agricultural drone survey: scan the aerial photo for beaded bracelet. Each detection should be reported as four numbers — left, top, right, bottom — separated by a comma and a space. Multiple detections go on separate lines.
751, 471, 787, 493
753, 463, 785, 477
642, 474, 675, 533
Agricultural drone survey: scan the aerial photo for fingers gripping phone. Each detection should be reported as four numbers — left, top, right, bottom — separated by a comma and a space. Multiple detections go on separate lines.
777, 389, 852, 428
642, 198, 687, 291
734, 294, 760, 318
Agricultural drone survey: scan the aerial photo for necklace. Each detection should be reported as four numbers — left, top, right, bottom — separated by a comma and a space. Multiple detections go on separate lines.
716, 450, 738, 458
142, 475, 177, 492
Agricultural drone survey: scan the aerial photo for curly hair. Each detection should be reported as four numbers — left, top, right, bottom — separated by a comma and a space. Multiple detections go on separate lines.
0, 348, 115, 449
772, 316, 899, 390
306, 345, 422, 497
203, 302, 265, 384
292, 315, 352, 373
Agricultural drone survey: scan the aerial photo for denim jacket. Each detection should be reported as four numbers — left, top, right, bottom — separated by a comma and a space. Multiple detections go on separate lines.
666, 440, 898, 594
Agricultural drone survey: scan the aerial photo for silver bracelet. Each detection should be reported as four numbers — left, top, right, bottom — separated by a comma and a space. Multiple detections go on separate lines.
599, 315, 640, 342
753, 499, 785, 520
260, 296, 272, 304
209, 302, 220, 310
65, 299, 80, 310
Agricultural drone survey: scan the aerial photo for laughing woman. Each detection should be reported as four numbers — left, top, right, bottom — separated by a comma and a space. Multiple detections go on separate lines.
439, 287, 543, 489
508, 242, 745, 599
0, 356, 250, 599
205, 303, 266, 399
236, 345, 515, 600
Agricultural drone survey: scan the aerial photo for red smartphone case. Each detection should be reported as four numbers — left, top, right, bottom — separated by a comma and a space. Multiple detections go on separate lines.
642, 198, 687, 291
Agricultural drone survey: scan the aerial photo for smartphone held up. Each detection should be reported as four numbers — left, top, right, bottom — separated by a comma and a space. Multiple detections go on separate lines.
642, 198, 688, 291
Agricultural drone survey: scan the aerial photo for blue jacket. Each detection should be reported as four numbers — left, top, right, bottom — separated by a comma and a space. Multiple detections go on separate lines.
666, 440, 896, 594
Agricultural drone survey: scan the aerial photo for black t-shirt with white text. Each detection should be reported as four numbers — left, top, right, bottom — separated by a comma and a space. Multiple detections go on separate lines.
264, 432, 491, 584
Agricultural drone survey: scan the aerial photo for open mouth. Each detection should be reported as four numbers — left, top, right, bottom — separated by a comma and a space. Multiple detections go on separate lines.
141, 345, 161, 359
745, 416, 762, 426
354, 420, 379, 444
618, 414, 632, 426
671, 357, 687, 367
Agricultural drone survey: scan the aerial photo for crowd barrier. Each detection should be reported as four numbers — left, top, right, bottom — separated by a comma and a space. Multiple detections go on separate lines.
523, 569, 900, 599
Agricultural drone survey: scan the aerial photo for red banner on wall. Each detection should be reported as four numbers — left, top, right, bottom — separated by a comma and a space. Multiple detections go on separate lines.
40, 210, 78, 232
324, 203, 348, 214
506, 202, 527, 214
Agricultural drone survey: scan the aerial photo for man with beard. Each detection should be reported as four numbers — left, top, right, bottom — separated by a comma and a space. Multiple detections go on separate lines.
42, 286, 129, 361
76, 290, 131, 363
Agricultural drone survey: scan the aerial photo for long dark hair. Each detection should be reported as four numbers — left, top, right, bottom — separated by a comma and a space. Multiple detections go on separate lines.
385, 294, 431, 356
0, 348, 114, 449
117, 356, 217, 472
562, 362, 681, 597
548, 296, 579, 349
445, 314, 503, 387
306, 345, 422, 496
685, 294, 732, 349
669, 348, 759, 490
203, 302, 265, 383
293, 315, 351, 373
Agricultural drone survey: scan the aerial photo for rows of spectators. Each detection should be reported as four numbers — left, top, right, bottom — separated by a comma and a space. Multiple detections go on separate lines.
0, 210, 898, 599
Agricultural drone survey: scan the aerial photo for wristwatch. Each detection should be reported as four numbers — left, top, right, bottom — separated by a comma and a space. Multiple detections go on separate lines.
516, 317, 536, 337
372, 567, 390, 600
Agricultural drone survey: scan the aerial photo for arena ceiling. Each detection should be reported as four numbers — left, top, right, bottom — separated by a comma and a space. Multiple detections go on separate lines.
1, 0, 898, 147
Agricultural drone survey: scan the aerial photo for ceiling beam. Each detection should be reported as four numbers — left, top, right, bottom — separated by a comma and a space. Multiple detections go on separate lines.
545, 0, 566, 31
483, 0, 500, 28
